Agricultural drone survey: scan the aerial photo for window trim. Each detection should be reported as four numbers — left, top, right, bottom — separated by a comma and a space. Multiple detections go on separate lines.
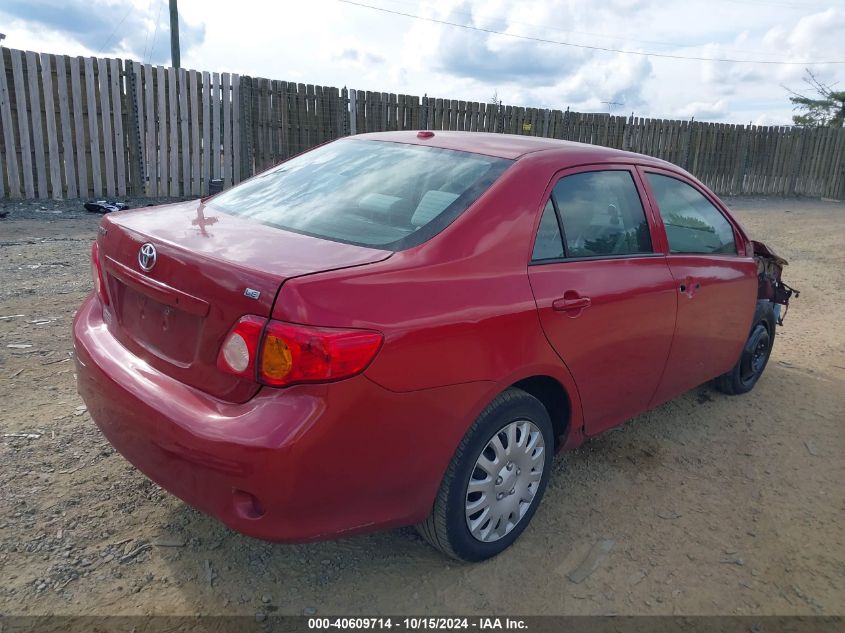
529, 252, 664, 267
638, 167, 744, 257
528, 164, 658, 266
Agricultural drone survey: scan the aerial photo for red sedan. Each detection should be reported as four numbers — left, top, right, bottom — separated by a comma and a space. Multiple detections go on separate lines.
73, 131, 795, 561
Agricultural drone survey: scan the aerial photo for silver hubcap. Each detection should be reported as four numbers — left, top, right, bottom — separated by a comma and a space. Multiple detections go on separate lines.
465, 420, 546, 543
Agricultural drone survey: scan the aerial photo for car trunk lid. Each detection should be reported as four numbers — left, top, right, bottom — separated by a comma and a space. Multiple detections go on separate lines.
97, 200, 391, 402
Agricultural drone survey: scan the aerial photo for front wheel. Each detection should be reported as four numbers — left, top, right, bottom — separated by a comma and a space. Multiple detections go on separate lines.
714, 304, 775, 395
416, 388, 554, 561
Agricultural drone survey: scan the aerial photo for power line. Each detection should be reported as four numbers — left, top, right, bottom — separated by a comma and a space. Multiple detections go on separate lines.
373, 0, 783, 58
97, 4, 135, 55
146, 0, 165, 64
141, 0, 155, 63
337, 0, 845, 65
716, 0, 829, 10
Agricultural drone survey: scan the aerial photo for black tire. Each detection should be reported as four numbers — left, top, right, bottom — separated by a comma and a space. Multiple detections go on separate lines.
714, 300, 776, 395
416, 388, 554, 561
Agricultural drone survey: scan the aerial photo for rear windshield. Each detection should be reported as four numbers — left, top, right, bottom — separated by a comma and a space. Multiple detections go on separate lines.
208, 139, 512, 250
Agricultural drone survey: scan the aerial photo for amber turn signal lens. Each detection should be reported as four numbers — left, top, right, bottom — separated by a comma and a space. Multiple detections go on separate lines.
262, 334, 293, 380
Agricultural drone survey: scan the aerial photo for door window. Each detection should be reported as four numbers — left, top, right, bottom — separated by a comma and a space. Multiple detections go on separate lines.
552, 171, 653, 258
645, 173, 737, 255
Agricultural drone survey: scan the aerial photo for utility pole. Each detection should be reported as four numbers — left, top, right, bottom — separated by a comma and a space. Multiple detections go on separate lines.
169, 0, 180, 68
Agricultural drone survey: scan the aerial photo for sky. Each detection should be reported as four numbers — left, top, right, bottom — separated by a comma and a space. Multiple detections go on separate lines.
1, 0, 843, 125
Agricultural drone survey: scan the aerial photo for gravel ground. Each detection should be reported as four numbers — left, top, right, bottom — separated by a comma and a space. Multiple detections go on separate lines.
0, 196, 843, 616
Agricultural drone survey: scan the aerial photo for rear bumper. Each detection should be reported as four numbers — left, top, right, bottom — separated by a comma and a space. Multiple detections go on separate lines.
73, 294, 492, 541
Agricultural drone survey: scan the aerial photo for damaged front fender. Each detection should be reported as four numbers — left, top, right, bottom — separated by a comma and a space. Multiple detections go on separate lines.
752, 240, 799, 324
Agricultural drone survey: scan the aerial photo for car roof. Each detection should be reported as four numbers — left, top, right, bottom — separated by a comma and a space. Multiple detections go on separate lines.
353, 130, 676, 168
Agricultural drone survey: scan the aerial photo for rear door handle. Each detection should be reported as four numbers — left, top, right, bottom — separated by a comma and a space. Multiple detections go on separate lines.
552, 296, 592, 312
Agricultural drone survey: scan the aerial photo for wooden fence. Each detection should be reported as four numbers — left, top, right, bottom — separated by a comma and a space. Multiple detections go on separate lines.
2, 46, 844, 201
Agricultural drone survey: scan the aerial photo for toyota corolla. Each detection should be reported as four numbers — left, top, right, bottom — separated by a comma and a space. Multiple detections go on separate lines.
73, 131, 795, 561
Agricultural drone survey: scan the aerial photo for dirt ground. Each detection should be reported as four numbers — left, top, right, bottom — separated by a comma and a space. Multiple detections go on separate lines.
0, 196, 843, 617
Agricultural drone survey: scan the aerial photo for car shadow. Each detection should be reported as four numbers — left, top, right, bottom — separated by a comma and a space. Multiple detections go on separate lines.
154, 363, 840, 615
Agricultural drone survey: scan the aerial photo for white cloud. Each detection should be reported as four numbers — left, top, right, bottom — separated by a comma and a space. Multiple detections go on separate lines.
677, 99, 730, 120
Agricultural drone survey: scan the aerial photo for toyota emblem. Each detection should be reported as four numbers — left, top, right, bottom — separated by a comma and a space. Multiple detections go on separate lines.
138, 243, 157, 272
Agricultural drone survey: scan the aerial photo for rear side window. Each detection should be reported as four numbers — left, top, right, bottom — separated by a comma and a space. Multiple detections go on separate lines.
646, 173, 737, 255
208, 139, 512, 251
552, 170, 652, 258
532, 200, 565, 261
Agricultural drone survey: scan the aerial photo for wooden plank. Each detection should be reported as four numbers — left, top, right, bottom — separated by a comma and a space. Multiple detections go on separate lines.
255, 78, 266, 166
0, 48, 21, 197
712, 123, 724, 194
202, 71, 211, 193
68, 57, 87, 197
25, 52, 49, 198
96, 57, 115, 197
222, 73, 232, 188
763, 126, 778, 194
280, 81, 291, 160
168, 66, 178, 196
39, 54, 62, 198
212, 72, 221, 180
815, 127, 833, 196
757, 126, 769, 195
142, 64, 158, 196
156, 65, 168, 196
178, 68, 190, 196
810, 127, 830, 195
240, 75, 253, 177
811, 127, 828, 196
144, 64, 155, 195
750, 126, 762, 194
232, 74, 241, 184
54, 55, 77, 199
773, 127, 788, 195
111, 58, 126, 196
820, 128, 843, 198
340, 87, 349, 136
297, 83, 308, 150
84, 57, 102, 197
10, 50, 34, 198
731, 125, 747, 195
277, 79, 286, 161
189, 69, 200, 195
348, 88, 357, 136
829, 130, 845, 199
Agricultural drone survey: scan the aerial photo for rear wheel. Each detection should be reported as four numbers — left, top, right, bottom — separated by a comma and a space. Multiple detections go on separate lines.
416, 388, 554, 561
714, 303, 775, 395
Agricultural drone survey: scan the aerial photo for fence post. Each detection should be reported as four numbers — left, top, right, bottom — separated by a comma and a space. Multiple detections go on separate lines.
125, 60, 144, 196
542, 109, 550, 138
421, 94, 428, 130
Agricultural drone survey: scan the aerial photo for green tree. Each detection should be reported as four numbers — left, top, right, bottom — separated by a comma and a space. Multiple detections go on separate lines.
788, 70, 845, 128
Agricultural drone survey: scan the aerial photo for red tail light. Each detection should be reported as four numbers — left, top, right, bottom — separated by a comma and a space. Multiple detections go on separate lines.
217, 317, 383, 387
90, 241, 110, 306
